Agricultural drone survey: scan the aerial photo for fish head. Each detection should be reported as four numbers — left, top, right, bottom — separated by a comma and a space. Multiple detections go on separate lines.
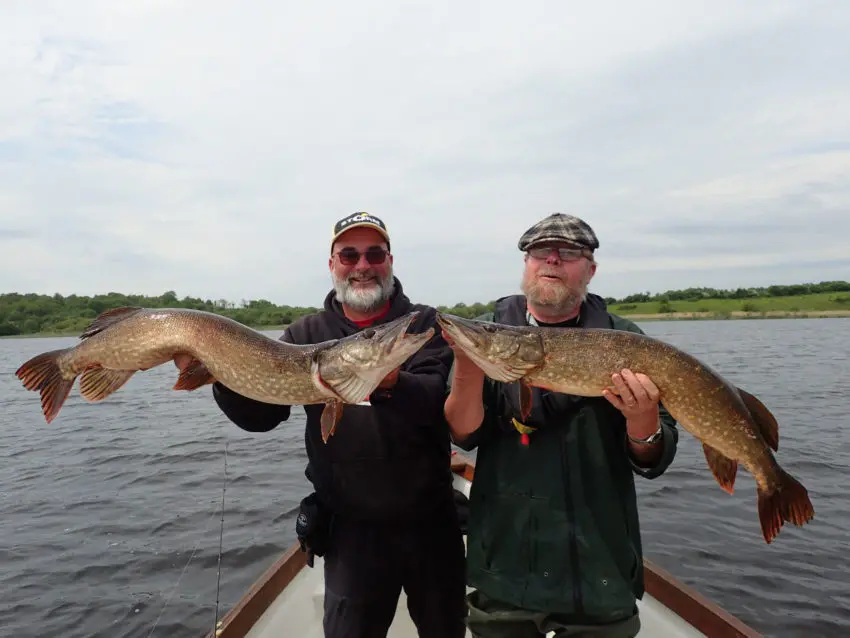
436, 312, 544, 383
315, 311, 434, 403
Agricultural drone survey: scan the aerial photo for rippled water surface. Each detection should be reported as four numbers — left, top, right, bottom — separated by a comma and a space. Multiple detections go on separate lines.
1, 319, 848, 638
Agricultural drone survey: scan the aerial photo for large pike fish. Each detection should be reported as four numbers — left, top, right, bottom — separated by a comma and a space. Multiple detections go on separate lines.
16, 307, 433, 442
436, 312, 814, 544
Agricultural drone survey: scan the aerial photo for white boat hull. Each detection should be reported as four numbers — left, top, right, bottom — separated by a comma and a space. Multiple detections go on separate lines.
238, 472, 708, 638
209, 454, 761, 638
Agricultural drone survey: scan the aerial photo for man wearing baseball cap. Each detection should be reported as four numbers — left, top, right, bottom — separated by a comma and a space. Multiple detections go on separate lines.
444, 212, 679, 637
179, 212, 467, 637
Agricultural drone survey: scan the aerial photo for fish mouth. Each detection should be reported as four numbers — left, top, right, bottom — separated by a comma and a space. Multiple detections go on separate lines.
435, 313, 485, 349
367, 310, 419, 351
437, 312, 538, 383
316, 311, 432, 404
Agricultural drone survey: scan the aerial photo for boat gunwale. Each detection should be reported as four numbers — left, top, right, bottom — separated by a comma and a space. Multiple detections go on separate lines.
207, 453, 762, 638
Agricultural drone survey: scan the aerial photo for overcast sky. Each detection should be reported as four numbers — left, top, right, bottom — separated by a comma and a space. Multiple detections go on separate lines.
2, 0, 848, 308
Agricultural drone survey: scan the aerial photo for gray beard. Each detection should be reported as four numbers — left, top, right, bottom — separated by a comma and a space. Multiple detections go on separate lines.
333, 269, 395, 313
521, 276, 587, 316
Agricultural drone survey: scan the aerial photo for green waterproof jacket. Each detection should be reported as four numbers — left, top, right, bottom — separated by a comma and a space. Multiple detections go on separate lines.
453, 293, 679, 623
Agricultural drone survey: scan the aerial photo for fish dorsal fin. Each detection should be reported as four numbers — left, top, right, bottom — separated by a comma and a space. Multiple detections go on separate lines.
80, 307, 145, 339
737, 387, 779, 452
702, 443, 738, 494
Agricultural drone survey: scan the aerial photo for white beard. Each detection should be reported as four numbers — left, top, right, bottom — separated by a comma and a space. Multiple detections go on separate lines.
333, 268, 395, 312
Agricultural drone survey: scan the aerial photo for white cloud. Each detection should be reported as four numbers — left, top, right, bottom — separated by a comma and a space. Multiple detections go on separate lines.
1, 0, 849, 307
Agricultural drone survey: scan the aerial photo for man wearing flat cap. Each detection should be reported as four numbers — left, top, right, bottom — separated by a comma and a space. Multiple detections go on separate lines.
444, 213, 679, 637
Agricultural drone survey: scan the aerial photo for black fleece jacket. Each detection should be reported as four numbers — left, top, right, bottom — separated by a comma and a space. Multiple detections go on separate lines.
211, 277, 457, 524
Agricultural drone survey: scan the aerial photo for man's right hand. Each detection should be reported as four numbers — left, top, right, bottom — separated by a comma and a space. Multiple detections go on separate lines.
173, 353, 193, 371
443, 332, 485, 381
443, 330, 487, 441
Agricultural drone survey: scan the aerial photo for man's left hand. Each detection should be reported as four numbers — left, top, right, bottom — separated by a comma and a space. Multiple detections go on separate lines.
377, 367, 400, 389
602, 368, 660, 437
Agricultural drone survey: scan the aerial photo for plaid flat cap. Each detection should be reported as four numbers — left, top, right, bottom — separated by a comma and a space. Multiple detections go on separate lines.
517, 213, 599, 252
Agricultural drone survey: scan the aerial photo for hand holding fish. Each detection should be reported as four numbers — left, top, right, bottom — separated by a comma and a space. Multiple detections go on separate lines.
435, 312, 816, 544
443, 331, 485, 381
602, 369, 661, 436
15, 307, 434, 445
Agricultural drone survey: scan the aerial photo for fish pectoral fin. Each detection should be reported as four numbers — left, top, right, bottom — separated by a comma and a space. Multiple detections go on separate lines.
320, 400, 344, 443
173, 358, 216, 391
737, 386, 779, 452
477, 358, 531, 384
519, 379, 533, 421
79, 366, 137, 402
324, 372, 381, 405
701, 443, 738, 494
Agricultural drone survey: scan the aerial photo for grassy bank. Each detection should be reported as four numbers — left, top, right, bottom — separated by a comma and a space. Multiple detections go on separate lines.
619, 309, 850, 321
609, 292, 850, 320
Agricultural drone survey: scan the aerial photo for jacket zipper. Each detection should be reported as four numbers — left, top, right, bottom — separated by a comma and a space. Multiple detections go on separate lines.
561, 435, 583, 615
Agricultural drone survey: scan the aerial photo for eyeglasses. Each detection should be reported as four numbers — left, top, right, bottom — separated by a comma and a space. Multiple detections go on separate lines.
527, 246, 590, 262
334, 246, 389, 266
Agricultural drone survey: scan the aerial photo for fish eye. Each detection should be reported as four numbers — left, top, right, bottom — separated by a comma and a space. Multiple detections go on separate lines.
362, 328, 375, 339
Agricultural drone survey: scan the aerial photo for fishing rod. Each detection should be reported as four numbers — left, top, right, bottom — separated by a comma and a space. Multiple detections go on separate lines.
213, 439, 228, 634
146, 435, 229, 638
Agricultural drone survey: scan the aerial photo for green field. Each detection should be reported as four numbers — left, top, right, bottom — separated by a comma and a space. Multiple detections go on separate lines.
609, 292, 850, 318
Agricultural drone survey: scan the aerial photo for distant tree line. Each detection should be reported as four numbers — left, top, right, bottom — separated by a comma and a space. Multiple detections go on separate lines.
0, 291, 319, 336
1, 280, 848, 336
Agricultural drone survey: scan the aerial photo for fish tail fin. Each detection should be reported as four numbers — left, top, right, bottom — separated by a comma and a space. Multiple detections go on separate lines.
757, 467, 815, 543
15, 349, 76, 423
80, 306, 144, 339
173, 357, 215, 391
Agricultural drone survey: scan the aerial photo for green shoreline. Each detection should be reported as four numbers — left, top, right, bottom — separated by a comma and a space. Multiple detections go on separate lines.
3, 284, 849, 338
5, 309, 848, 339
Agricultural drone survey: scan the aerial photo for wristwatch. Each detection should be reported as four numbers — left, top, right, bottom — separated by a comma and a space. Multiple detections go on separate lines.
628, 426, 663, 445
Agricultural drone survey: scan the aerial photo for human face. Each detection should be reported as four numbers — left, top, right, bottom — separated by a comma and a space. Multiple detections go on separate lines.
329, 227, 395, 313
520, 242, 596, 315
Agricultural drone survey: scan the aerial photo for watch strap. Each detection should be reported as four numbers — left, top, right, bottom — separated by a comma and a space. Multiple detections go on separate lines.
628, 426, 663, 445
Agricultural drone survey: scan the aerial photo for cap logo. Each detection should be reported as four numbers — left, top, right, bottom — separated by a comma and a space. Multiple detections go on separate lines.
335, 212, 386, 234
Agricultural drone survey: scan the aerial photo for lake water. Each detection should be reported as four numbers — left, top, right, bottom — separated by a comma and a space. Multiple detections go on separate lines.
0, 318, 848, 638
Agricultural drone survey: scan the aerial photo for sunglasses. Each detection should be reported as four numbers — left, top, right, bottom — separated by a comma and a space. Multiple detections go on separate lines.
334, 246, 389, 266
527, 246, 590, 262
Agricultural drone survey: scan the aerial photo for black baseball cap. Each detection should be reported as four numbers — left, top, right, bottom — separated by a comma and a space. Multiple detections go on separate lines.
331, 212, 391, 253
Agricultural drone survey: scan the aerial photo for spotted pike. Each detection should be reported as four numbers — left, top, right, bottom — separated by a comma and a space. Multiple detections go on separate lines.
436, 312, 815, 544
16, 307, 433, 442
